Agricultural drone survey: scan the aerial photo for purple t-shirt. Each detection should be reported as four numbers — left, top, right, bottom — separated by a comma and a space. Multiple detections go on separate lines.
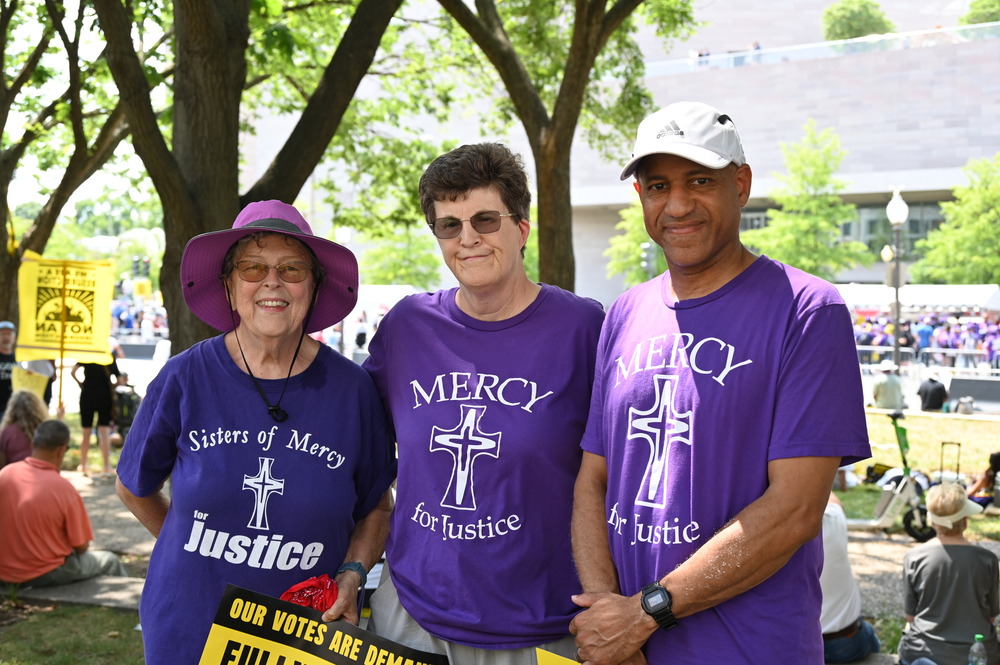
364, 284, 604, 647
117, 336, 396, 665
581, 256, 870, 664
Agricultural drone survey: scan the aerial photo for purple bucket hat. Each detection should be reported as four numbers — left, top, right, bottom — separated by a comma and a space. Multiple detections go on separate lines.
180, 200, 358, 334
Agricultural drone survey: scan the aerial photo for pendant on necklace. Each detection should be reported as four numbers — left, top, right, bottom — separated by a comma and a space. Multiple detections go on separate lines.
269, 405, 288, 423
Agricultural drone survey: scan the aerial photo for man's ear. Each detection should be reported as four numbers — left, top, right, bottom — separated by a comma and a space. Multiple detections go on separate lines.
634, 181, 641, 194
734, 163, 753, 206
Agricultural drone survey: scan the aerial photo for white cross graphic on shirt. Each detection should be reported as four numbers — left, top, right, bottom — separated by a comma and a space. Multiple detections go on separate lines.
627, 374, 692, 509
243, 457, 285, 530
430, 404, 501, 511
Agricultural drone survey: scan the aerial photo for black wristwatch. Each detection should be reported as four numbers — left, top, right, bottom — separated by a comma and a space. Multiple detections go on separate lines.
641, 582, 679, 631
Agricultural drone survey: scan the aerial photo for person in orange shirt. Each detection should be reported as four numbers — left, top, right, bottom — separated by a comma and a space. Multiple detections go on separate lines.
0, 420, 129, 586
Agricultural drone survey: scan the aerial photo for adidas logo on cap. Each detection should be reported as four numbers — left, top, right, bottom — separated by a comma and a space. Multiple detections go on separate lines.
655, 121, 684, 140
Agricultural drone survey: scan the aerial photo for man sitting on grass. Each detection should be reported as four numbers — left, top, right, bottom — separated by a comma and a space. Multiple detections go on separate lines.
0, 420, 130, 587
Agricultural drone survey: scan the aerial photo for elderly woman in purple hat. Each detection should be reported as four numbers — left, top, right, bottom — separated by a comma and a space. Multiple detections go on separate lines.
115, 200, 396, 665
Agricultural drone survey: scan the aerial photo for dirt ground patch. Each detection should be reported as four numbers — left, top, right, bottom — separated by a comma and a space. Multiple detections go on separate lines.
0, 599, 55, 627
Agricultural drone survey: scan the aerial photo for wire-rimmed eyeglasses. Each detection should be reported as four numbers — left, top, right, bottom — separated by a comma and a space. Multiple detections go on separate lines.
428, 211, 517, 239
233, 260, 312, 283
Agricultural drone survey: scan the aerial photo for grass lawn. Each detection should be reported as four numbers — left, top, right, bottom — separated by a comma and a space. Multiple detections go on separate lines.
860, 410, 997, 481
849, 410, 1000, 539
55, 416, 125, 474
0, 603, 144, 664
0, 414, 141, 664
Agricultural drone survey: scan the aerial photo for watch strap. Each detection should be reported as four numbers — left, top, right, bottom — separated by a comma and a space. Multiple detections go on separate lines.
641, 582, 679, 631
335, 561, 368, 590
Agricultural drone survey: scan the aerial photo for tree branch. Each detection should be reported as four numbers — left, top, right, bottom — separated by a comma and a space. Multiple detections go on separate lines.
1, 27, 54, 128
23, 104, 131, 255
92, 0, 198, 222
602, 0, 645, 44
44, 0, 90, 153
436, 0, 550, 142
244, 0, 404, 204
548, 0, 642, 150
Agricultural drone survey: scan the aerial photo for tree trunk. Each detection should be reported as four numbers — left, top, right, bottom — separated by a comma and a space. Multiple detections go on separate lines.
162, 0, 251, 352
0, 256, 18, 324
245, 0, 405, 204
435, 0, 644, 294
0, 177, 20, 323
535, 132, 576, 291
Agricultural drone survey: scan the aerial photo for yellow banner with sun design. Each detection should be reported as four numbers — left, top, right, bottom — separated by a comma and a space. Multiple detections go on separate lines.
16, 250, 115, 363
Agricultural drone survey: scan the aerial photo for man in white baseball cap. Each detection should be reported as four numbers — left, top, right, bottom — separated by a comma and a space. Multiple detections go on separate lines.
570, 102, 870, 665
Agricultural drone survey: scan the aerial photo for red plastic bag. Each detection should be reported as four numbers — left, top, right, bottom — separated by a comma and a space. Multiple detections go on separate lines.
280, 574, 338, 612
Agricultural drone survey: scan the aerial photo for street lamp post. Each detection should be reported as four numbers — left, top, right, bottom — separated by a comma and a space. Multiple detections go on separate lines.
886, 190, 909, 369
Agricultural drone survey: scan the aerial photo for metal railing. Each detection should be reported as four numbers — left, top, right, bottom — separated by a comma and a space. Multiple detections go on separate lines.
917, 348, 994, 374
857, 346, 1000, 387
855, 345, 916, 367
646, 22, 1000, 77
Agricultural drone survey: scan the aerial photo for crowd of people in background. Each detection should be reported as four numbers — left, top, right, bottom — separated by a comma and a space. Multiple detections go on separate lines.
854, 314, 1000, 368
111, 301, 1000, 372
110, 300, 169, 341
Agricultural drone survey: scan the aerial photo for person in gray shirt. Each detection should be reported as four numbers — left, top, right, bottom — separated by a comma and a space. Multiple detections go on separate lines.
898, 483, 999, 665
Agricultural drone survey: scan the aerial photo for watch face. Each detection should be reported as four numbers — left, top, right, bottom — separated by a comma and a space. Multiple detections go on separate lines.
646, 592, 667, 610
642, 587, 669, 613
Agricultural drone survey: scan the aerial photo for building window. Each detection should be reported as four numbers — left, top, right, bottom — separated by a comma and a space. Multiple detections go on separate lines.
841, 219, 856, 241
903, 203, 943, 259
740, 210, 768, 231
738, 202, 944, 257
860, 206, 890, 253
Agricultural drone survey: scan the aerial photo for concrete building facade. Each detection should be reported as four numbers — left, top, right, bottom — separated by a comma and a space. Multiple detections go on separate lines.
571, 18, 1000, 307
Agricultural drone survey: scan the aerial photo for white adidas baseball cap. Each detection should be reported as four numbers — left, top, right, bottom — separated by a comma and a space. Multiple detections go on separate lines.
620, 101, 746, 180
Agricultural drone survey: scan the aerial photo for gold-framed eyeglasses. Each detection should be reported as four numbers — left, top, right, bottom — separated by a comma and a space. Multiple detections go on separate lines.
429, 210, 517, 239
233, 260, 312, 283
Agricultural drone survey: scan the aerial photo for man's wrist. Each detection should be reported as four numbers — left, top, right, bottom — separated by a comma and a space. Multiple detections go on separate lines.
335, 561, 367, 590
636, 595, 660, 632
640, 582, 679, 631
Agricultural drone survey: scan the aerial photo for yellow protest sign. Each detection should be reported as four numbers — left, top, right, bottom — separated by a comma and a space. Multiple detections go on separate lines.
16, 250, 115, 364
11, 365, 49, 399
536, 649, 576, 665
133, 277, 152, 297
200, 585, 449, 665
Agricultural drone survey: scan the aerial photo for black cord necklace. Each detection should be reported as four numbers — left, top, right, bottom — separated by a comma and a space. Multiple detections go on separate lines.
224, 280, 315, 423
232, 325, 305, 423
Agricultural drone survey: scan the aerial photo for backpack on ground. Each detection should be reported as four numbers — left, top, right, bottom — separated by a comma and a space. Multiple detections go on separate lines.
115, 385, 142, 430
